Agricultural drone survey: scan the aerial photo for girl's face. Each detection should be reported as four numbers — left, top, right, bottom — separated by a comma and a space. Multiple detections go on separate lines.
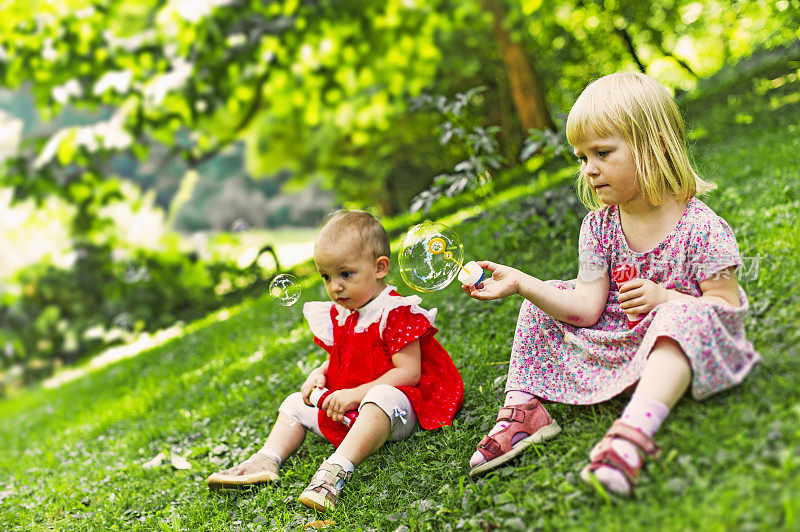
573, 129, 645, 210
314, 239, 388, 310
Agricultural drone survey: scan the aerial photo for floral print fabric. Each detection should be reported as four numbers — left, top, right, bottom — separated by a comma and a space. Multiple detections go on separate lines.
506, 198, 761, 403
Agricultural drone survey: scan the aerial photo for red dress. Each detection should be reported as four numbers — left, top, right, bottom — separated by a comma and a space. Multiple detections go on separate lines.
302, 286, 464, 447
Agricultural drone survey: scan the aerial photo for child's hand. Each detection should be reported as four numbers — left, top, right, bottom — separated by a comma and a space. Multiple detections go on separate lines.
321, 389, 361, 422
301, 368, 327, 406
618, 278, 667, 316
461, 261, 520, 300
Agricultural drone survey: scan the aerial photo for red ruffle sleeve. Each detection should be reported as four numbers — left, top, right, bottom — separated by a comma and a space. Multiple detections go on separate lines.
383, 306, 464, 431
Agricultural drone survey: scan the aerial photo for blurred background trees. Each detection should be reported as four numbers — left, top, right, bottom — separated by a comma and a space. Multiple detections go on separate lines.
1, 0, 798, 381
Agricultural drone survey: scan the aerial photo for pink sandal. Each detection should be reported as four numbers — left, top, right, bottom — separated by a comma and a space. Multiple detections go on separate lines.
580, 420, 661, 497
469, 398, 561, 476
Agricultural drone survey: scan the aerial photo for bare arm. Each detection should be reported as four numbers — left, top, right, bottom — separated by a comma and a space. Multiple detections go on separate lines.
667, 267, 741, 307
463, 260, 609, 327
353, 340, 421, 396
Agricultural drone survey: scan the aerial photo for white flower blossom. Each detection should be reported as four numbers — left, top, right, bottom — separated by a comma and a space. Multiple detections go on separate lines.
42, 38, 57, 61
93, 70, 133, 96
143, 58, 193, 106
52, 79, 82, 104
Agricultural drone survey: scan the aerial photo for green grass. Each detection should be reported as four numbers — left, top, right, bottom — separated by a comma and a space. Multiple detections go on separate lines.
2, 59, 800, 531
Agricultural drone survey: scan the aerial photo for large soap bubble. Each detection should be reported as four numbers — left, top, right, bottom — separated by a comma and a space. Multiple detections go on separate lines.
399, 221, 465, 292
269, 274, 302, 306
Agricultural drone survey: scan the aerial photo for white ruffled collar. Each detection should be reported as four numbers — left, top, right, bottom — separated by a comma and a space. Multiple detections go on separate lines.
303, 285, 437, 345
333, 284, 395, 329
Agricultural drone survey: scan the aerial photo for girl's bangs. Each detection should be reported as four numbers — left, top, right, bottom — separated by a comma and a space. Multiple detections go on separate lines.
566, 89, 624, 146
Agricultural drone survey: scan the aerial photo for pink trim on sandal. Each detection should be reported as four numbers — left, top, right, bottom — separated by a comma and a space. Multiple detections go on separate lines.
470, 398, 561, 476
581, 420, 661, 496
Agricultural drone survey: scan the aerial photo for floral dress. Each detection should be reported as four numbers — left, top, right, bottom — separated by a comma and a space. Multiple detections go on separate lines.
506, 198, 761, 404
303, 286, 464, 446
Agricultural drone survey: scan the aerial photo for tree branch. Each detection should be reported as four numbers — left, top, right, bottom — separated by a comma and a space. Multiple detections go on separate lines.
615, 27, 647, 74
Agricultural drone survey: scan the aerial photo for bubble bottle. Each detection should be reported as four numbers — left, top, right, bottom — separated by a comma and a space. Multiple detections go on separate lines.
457, 259, 485, 287
611, 263, 644, 329
308, 387, 359, 427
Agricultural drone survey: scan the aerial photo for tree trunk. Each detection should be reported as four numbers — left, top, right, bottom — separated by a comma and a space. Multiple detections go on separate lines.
481, 0, 556, 133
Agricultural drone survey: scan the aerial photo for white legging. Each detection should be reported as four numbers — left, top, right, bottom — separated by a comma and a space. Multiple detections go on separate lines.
278, 384, 417, 441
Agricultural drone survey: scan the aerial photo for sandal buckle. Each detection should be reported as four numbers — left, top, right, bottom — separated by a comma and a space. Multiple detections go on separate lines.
497, 407, 526, 424
478, 436, 500, 454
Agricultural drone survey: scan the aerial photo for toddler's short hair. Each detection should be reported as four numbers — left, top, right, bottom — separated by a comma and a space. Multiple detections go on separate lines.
566, 71, 716, 210
316, 210, 390, 260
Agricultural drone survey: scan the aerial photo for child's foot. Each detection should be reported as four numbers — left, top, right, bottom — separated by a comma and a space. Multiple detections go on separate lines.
469, 398, 561, 476
298, 460, 353, 512
206, 451, 280, 492
580, 420, 661, 498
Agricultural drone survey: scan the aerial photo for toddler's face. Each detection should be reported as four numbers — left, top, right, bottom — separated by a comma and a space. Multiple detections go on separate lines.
314, 240, 388, 310
573, 128, 642, 209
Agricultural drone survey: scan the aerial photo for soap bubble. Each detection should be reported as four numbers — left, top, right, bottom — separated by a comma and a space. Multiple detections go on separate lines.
231, 218, 250, 232
399, 221, 464, 292
269, 274, 302, 306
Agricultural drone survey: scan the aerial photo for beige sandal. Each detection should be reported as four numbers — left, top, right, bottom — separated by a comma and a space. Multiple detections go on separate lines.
206, 452, 280, 492
298, 461, 352, 512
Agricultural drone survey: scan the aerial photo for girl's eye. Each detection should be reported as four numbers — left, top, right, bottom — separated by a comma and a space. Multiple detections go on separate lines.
597, 150, 609, 158
321, 275, 330, 282
341, 271, 351, 279
575, 155, 586, 163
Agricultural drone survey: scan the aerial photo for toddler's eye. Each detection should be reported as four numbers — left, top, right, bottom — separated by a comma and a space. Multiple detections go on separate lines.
341, 271, 351, 279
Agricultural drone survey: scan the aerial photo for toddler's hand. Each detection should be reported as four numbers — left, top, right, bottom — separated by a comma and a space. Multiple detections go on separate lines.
321, 389, 361, 422
618, 278, 667, 316
461, 261, 520, 301
301, 368, 327, 406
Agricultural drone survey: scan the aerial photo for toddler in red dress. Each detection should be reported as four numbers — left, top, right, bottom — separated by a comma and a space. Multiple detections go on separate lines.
206, 210, 463, 511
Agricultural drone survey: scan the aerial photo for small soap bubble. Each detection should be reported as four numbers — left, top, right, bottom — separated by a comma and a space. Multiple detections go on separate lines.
122, 264, 150, 283
269, 274, 301, 306
111, 312, 134, 332
231, 218, 250, 232
399, 221, 464, 293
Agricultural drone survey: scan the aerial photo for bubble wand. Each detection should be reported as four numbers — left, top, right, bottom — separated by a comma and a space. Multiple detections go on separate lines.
426, 237, 484, 287
611, 264, 644, 329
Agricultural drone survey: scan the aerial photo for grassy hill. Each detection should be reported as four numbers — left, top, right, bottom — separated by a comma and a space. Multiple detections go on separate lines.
1, 55, 799, 530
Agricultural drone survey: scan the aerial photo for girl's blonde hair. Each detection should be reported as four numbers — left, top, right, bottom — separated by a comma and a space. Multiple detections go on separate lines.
316, 210, 390, 260
566, 71, 715, 210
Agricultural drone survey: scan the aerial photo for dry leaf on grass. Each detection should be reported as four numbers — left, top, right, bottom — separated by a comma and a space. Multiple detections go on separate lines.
303, 520, 335, 529
142, 452, 166, 469
169, 452, 192, 470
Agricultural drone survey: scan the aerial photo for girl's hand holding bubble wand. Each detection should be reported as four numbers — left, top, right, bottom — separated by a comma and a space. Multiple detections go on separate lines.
460, 261, 526, 300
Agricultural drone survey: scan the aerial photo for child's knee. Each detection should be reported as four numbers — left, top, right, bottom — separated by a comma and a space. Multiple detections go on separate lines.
278, 392, 309, 424
360, 385, 417, 439
360, 384, 402, 412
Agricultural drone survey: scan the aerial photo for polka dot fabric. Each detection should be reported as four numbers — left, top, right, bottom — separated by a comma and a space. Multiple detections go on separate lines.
308, 291, 464, 447
383, 308, 433, 355
507, 198, 761, 404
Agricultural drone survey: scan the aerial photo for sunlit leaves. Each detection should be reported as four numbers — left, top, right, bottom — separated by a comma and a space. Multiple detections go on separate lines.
1, 0, 798, 220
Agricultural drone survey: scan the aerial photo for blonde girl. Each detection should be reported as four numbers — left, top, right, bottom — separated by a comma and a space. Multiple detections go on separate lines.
463, 72, 759, 496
